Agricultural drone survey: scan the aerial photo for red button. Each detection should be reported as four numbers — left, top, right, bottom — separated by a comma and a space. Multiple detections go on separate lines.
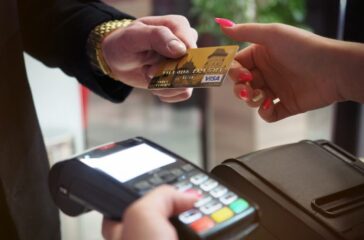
185, 189, 203, 199
189, 216, 215, 233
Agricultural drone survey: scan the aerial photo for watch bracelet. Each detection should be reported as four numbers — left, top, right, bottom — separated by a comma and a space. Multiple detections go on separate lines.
87, 19, 134, 78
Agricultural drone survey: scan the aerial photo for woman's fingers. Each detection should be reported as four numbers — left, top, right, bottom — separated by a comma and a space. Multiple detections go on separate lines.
235, 81, 291, 123
232, 45, 256, 70
259, 99, 291, 123
229, 60, 253, 83
219, 22, 270, 45
229, 60, 266, 89
234, 83, 266, 108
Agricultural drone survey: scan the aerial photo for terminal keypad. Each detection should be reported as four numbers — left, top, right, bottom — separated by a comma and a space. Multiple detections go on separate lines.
176, 164, 250, 234
133, 163, 250, 235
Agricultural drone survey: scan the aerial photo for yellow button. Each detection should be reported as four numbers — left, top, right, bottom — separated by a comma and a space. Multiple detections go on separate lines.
211, 207, 234, 223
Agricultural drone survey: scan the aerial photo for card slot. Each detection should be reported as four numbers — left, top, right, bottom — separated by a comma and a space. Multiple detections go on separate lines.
312, 184, 364, 217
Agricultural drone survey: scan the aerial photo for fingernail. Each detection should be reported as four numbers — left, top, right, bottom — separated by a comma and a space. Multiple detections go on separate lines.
215, 18, 235, 27
252, 90, 264, 103
262, 98, 272, 110
238, 72, 253, 82
167, 40, 186, 55
239, 89, 249, 100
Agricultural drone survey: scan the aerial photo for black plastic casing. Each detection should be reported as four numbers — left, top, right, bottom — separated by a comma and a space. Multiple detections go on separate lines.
48, 137, 259, 240
211, 140, 364, 240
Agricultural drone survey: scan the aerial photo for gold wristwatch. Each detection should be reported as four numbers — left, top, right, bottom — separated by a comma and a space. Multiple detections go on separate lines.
87, 19, 133, 78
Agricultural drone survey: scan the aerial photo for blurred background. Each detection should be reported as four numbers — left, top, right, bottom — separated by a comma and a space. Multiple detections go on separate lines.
26, 0, 364, 239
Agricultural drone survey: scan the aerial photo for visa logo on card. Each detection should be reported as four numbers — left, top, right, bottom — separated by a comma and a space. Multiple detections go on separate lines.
201, 74, 224, 83
148, 45, 239, 89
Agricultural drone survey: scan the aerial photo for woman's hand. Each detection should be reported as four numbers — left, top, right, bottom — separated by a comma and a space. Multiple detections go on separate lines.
216, 20, 347, 122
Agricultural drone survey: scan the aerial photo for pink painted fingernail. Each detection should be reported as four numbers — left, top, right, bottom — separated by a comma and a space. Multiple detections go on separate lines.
238, 72, 253, 82
215, 18, 235, 27
239, 89, 249, 100
262, 98, 272, 110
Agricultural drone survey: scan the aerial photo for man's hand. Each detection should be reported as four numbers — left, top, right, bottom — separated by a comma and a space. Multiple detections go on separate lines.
102, 186, 198, 240
102, 15, 198, 103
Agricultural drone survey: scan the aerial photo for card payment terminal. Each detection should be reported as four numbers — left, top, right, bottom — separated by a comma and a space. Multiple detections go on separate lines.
49, 137, 258, 240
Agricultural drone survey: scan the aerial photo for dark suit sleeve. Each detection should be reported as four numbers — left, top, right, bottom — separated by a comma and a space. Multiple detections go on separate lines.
18, 0, 134, 102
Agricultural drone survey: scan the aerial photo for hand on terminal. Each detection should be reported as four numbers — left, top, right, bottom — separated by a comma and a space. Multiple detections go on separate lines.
102, 185, 198, 240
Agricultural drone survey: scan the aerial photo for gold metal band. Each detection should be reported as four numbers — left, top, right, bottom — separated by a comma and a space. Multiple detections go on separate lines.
87, 19, 134, 78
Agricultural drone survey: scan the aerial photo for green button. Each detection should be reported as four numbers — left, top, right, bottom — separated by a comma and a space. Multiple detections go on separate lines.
229, 198, 249, 214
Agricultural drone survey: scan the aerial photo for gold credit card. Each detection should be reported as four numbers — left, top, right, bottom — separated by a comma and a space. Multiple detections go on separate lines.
148, 45, 239, 89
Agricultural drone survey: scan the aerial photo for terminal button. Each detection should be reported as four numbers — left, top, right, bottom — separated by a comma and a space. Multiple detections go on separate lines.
181, 164, 194, 172
149, 176, 163, 185
200, 179, 218, 192
210, 185, 227, 198
190, 173, 208, 185
200, 200, 222, 215
179, 209, 202, 224
211, 207, 234, 223
158, 171, 177, 183
195, 195, 212, 208
185, 188, 203, 199
189, 216, 215, 233
229, 199, 249, 214
220, 192, 237, 205
134, 181, 151, 191
170, 168, 184, 177
175, 181, 193, 192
